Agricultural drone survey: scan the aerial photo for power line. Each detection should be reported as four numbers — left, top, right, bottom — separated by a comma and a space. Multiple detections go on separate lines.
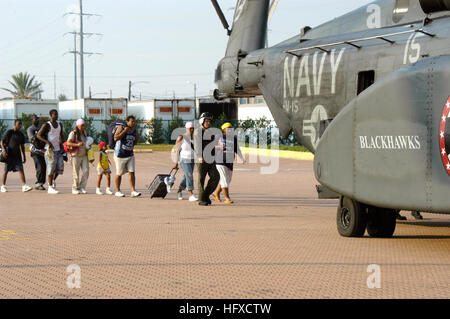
64, 0, 102, 99
0, 16, 62, 51
1, 72, 214, 79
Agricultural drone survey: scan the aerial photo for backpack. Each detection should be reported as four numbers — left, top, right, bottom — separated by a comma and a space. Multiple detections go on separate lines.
30, 133, 46, 150
63, 130, 79, 156
107, 119, 126, 149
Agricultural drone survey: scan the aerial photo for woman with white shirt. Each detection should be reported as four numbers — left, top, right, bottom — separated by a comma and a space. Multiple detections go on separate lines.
173, 122, 197, 201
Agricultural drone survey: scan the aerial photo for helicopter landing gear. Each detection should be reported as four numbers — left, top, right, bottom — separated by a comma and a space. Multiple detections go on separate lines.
366, 207, 397, 238
337, 196, 397, 238
336, 196, 367, 238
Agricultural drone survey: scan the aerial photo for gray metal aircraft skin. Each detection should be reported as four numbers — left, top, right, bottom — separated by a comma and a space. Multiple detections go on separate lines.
212, 0, 450, 237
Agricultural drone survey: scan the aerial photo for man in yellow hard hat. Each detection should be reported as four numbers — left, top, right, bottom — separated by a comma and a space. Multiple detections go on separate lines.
212, 122, 245, 204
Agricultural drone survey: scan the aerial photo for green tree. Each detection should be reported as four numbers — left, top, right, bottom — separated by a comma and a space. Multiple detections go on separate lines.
82, 117, 101, 143
0, 119, 8, 139
58, 94, 68, 101
168, 117, 185, 144
146, 118, 166, 144
1, 72, 43, 98
134, 117, 147, 143
60, 120, 74, 141
212, 112, 229, 129
18, 113, 33, 136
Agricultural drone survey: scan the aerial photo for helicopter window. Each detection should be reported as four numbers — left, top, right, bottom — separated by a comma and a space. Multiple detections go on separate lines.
357, 70, 375, 95
393, 0, 410, 23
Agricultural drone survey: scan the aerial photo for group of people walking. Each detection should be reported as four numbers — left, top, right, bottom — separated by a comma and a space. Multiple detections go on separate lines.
0, 110, 140, 198
173, 112, 245, 206
0, 111, 245, 205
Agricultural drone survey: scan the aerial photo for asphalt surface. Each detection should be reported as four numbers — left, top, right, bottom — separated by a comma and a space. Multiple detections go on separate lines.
0, 152, 449, 298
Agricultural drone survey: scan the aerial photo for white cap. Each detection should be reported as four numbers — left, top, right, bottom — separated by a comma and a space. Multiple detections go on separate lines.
185, 122, 194, 129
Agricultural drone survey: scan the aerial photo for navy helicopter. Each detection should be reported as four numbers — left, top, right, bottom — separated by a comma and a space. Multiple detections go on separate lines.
211, 0, 450, 238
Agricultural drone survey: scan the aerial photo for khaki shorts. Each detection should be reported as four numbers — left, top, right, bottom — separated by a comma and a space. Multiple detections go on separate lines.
114, 156, 135, 176
216, 165, 233, 188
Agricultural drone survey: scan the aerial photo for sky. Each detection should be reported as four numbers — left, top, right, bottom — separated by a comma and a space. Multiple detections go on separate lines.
0, 0, 372, 101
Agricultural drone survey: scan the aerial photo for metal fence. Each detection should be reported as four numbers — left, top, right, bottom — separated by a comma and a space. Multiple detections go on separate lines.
0, 117, 300, 146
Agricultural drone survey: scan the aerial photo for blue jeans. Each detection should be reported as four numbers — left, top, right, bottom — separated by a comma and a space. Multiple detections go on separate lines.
179, 159, 195, 191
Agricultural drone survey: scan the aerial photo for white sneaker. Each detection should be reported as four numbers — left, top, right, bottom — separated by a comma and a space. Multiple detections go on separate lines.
22, 185, 32, 193
48, 186, 59, 195
105, 188, 113, 195
115, 191, 125, 198
1, 185, 7, 193
131, 191, 142, 198
177, 192, 183, 200
72, 189, 80, 195
80, 189, 87, 194
96, 188, 104, 195
189, 195, 198, 202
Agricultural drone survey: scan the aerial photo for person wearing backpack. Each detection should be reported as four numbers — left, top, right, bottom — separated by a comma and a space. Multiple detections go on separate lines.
113, 115, 141, 198
1, 119, 32, 193
27, 115, 46, 190
173, 122, 197, 202
66, 119, 89, 195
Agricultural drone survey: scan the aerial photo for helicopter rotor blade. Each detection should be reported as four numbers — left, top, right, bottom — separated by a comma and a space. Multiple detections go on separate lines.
268, 0, 279, 24
211, 0, 231, 36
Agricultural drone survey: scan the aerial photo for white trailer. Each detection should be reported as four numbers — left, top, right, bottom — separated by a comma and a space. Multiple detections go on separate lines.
128, 99, 196, 121
128, 99, 196, 139
58, 98, 128, 131
0, 99, 59, 129
237, 97, 274, 122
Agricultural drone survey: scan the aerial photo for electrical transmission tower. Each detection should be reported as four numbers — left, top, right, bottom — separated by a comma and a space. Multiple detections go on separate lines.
64, 0, 102, 99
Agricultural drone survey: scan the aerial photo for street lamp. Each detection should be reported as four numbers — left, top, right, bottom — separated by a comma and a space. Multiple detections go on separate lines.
187, 81, 197, 119
128, 81, 150, 101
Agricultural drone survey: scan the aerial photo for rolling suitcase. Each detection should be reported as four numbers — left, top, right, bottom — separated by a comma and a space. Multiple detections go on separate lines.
148, 169, 178, 199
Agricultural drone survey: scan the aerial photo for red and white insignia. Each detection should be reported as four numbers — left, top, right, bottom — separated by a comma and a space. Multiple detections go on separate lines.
439, 97, 450, 175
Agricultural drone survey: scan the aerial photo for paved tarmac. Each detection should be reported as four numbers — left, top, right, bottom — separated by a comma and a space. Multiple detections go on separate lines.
0, 152, 449, 299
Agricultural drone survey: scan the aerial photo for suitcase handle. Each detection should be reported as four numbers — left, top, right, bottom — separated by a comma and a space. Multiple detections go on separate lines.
169, 168, 179, 176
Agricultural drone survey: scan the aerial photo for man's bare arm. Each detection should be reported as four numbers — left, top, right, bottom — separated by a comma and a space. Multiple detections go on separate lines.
59, 122, 65, 142
114, 125, 129, 142
37, 123, 50, 147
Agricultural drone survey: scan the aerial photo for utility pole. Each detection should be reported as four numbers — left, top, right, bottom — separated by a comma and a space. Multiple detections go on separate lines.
194, 83, 197, 119
73, 33, 78, 99
53, 73, 57, 99
64, 0, 102, 99
128, 81, 132, 101
79, 0, 85, 99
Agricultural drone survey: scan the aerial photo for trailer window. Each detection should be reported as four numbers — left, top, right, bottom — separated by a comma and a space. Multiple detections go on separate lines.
159, 107, 173, 113
178, 107, 191, 113
88, 108, 102, 115
110, 108, 124, 115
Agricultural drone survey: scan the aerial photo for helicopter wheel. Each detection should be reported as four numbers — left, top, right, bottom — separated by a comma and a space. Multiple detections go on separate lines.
336, 196, 367, 237
366, 207, 397, 238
